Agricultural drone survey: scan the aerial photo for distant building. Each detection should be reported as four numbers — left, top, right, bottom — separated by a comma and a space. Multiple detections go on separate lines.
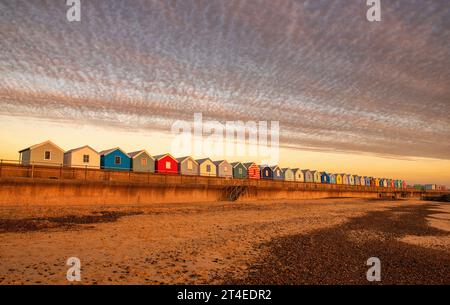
19, 140, 64, 167
292, 168, 304, 182
311, 170, 321, 183
64, 145, 100, 168
329, 173, 337, 184
301, 170, 313, 183
349, 175, 355, 185
129, 150, 155, 172
282, 168, 295, 181
154, 153, 178, 174
231, 162, 247, 179
320, 172, 330, 184
271, 166, 284, 181
259, 165, 273, 180
176, 156, 199, 176
196, 158, 217, 177
243, 162, 260, 179
99, 147, 131, 171
213, 160, 232, 178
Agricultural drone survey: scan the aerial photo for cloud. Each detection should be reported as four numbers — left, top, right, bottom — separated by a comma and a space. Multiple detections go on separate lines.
0, 0, 449, 159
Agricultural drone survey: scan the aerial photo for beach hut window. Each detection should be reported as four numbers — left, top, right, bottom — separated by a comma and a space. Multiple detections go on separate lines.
276, 170, 280, 175
44, 151, 51, 160
115, 156, 121, 165
206, 165, 211, 172
166, 161, 171, 169
83, 154, 89, 163
224, 166, 227, 172
238, 168, 242, 174
187, 160, 192, 170
141, 158, 147, 166
266, 169, 269, 175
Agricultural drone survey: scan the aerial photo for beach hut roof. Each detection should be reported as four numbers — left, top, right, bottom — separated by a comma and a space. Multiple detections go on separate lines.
65, 145, 98, 154
212, 160, 229, 166
230, 162, 243, 168
153, 153, 177, 161
19, 140, 64, 153
195, 158, 214, 165
128, 150, 154, 159
99, 147, 129, 157
175, 156, 198, 164
270, 165, 280, 171
243, 162, 256, 169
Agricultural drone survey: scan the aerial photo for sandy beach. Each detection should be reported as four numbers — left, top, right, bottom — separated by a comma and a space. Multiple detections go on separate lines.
0, 198, 449, 285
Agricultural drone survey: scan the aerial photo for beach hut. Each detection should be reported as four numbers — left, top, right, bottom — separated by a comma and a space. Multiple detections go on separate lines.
349, 175, 355, 185
259, 165, 273, 180
282, 168, 295, 181
329, 173, 336, 184
231, 162, 247, 179
301, 170, 313, 183
243, 162, 260, 179
154, 153, 178, 174
390, 179, 395, 188
196, 158, 217, 177
99, 148, 131, 171
342, 174, 349, 185
402, 180, 407, 189
292, 168, 304, 182
213, 160, 233, 178
353, 175, 360, 186
374, 178, 380, 187
360, 176, 366, 186
336, 174, 343, 184
19, 140, 64, 167
365, 177, 372, 186
311, 170, 321, 183
128, 150, 155, 173
320, 172, 330, 184
424, 184, 436, 190
272, 166, 284, 180
176, 156, 199, 176
64, 145, 100, 168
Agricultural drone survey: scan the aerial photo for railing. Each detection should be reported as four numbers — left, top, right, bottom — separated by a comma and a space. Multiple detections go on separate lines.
0, 159, 440, 193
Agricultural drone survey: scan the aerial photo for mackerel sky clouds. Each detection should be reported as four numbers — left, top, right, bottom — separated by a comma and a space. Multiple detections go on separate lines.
0, 0, 449, 160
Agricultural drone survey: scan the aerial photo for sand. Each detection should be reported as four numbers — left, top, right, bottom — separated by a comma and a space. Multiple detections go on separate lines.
0, 198, 449, 284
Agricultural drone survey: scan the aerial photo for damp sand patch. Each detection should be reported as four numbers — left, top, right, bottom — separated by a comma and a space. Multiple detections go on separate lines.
0, 210, 144, 233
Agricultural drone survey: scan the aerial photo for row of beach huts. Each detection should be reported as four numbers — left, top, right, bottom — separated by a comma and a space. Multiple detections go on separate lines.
13, 140, 426, 189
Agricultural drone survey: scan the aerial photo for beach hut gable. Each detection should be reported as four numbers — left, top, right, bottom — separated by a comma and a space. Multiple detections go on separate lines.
231, 162, 247, 179
196, 158, 217, 177
213, 160, 232, 178
176, 156, 198, 175
128, 150, 155, 173
100, 147, 131, 171
154, 153, 178, 174
64, 145, 100, 169
19, 140, 65, 166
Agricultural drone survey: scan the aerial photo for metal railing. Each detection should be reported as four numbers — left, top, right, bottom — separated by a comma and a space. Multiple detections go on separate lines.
0, 159, 435, 193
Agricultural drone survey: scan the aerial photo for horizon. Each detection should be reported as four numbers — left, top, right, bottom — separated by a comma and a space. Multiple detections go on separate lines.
1, 0, 449, 186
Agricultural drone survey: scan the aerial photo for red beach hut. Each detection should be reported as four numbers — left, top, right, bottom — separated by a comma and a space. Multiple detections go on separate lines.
243, 162, 260, 179
154, 153, 178, 174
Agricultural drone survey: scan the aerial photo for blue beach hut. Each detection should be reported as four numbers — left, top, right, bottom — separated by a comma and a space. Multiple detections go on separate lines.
271, 166, 284, 180
99, 147, 131, 171
320, 172, 330, 184
259, 165, 273, 179
329, 173, 336, 184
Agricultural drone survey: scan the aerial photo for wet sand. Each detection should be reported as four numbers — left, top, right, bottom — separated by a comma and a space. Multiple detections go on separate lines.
0, 198, 449, 284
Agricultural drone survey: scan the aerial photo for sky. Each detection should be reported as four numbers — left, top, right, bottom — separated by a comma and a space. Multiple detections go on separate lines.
0, 0, 449, 185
